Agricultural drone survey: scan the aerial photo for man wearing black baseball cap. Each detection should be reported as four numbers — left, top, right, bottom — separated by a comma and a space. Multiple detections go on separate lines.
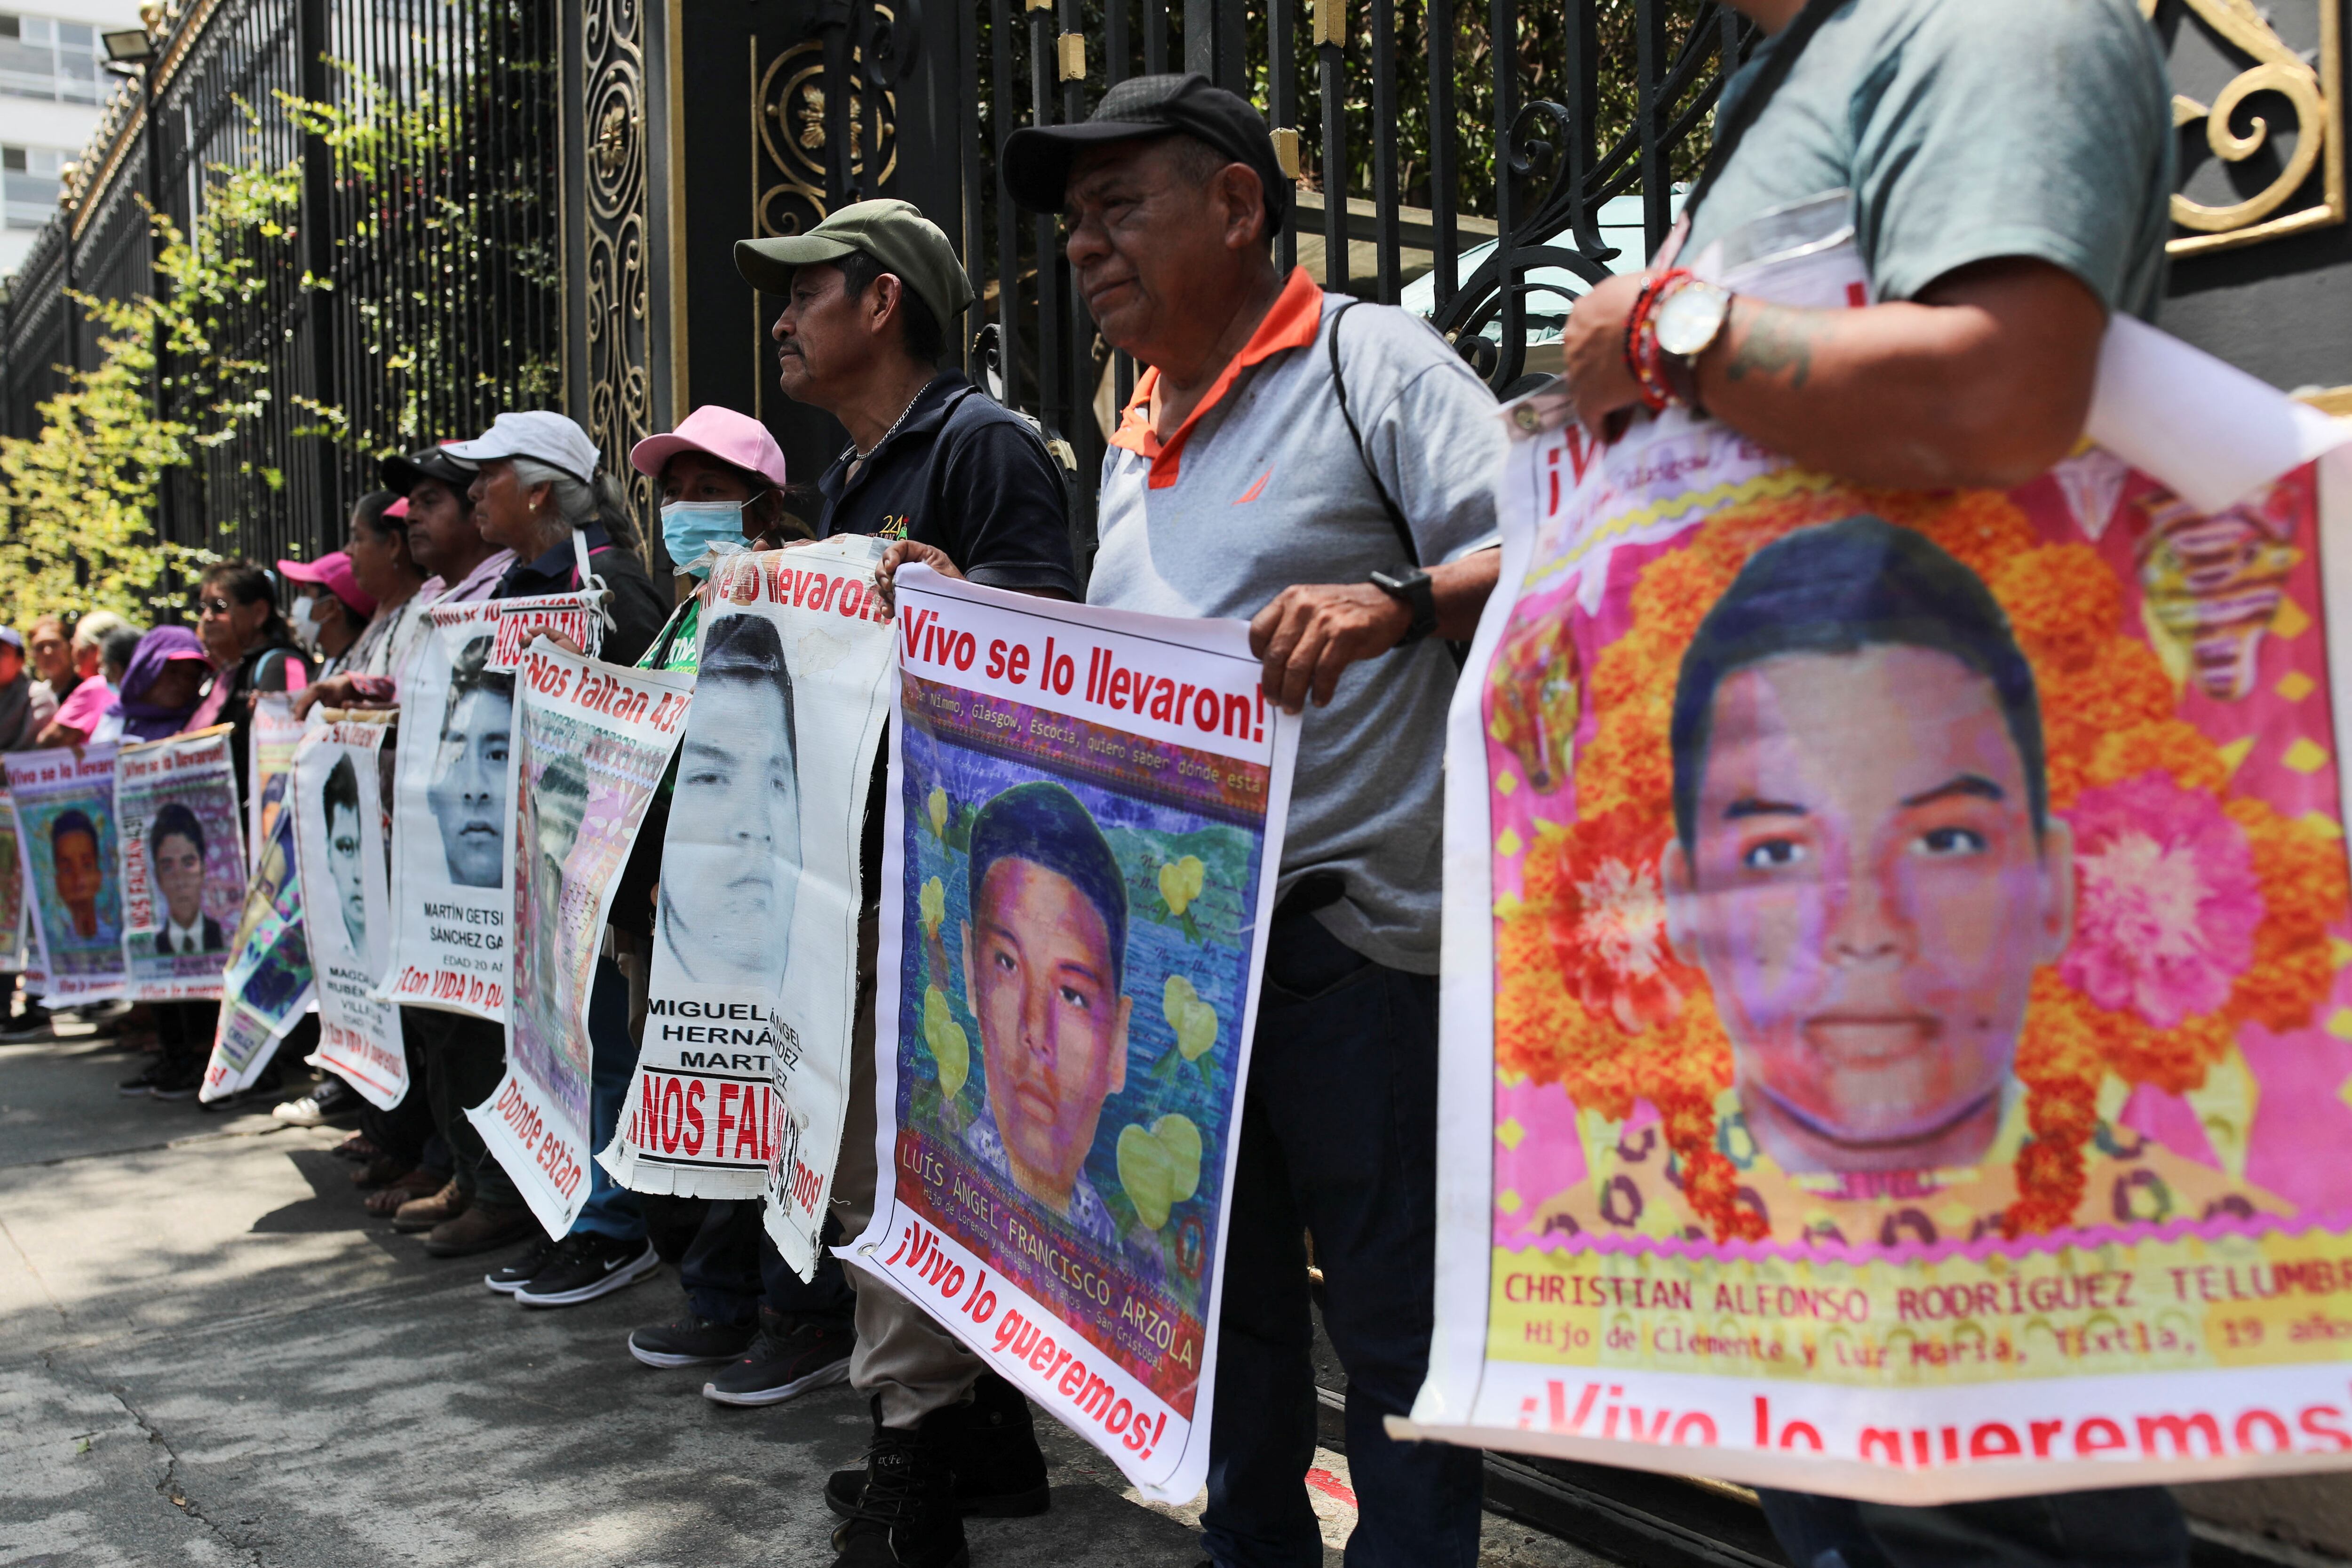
998, 70, 1506, 1568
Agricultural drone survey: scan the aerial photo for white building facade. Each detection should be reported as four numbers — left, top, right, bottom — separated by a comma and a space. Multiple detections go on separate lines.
0, 0, 137, 279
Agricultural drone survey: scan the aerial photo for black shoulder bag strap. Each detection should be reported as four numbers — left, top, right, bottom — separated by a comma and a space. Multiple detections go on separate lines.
1327, 299, 1419, 568
1672, 0, 1847, 242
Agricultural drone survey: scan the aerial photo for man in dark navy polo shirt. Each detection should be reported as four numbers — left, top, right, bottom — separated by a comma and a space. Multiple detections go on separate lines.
734, 199, 1078, 1568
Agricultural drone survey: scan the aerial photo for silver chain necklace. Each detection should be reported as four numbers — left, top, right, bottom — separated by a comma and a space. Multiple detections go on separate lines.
852, 383, 927, 462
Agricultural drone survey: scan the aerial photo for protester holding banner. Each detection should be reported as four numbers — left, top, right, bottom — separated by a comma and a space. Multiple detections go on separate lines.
605, 407, 868, 1404
387, 408, 665, 1266
999, 73, 1507, 1567
734, 197, 1077, 1566
339, 493, 431, 683
1514, 1, 2185, 1562
278, 548, 376, 679
188, 564, 310, 786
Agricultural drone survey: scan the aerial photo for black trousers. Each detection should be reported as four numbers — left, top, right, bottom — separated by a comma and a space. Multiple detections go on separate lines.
357, 1031, 443, 1171
405, 1005, 519, 1207
644, 1195, 855, 1327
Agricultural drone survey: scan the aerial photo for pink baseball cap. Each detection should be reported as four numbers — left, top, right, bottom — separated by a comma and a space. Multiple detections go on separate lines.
384, 496, 410, 520
630, 406, 788, 491
277, 551, 378, 620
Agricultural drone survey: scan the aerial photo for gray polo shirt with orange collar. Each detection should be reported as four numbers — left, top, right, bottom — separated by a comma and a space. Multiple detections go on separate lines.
1088, 269, 1505, 975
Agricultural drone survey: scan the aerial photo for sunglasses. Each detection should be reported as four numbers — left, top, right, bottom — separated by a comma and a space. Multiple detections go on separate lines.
197, 597, 235, 615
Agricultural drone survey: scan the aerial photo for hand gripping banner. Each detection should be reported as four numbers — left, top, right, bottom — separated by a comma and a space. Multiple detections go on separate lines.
4, 744, 125, 1004
204, 769, 314, 1099
294, 713, 405, 1110
1402, 219, 2352, 1502
603, 538, 895, 1278
848, 566, 1300, 1501
472, 645, 690, 1238
115, 726, 243, 1002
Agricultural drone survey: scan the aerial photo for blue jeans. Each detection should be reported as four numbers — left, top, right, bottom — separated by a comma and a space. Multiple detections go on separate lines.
571, 956, 646, 1243
1756, 1487, 2189, 1568
1201, 911, 1483, 1568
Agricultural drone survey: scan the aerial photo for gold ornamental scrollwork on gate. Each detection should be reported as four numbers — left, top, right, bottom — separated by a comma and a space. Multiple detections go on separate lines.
584, 0, 656, 519
2145, 0, 2344, 255
753, 28, 900, 241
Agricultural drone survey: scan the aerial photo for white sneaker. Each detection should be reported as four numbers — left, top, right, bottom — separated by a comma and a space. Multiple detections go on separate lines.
272, 1092, 331, 1127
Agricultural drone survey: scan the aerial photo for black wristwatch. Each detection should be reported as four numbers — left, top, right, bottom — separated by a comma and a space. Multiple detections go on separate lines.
1369, 565, 1438, 645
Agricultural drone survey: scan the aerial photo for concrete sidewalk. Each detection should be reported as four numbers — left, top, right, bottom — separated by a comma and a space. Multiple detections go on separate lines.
0, 1028, 1598, 1568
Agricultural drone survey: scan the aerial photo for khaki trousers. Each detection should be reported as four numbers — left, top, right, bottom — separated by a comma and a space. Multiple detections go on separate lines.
831, 911, 984, 1429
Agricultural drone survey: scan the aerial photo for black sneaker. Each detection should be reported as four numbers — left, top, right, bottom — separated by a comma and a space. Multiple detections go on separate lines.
118, 1065, 165, 1096
830, 1400, 968, 1568
628, 1313, 757, 1369
149, 1068, 203, 1102
703, 1308, 854, 1406
484, 1233, 561, 1294
826, 1373, 1049, 1520
512, 1233, 660, 1308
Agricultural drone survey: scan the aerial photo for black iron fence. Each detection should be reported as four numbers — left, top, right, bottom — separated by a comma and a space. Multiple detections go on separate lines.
0, 0, 561, 575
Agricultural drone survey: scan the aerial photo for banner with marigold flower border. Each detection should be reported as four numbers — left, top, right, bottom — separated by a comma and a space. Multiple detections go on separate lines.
1399, 234, 2352, 1503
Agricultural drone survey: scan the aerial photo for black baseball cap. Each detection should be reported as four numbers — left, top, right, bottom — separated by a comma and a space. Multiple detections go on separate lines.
380, 443, 478, 497
1001, 72, 1287, 232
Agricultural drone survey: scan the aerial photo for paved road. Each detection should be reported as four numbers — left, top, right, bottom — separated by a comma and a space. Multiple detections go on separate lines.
0, 1027, 1602, 1568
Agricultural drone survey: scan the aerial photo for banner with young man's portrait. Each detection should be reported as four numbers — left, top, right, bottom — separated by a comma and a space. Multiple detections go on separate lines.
247, 694, 305, 874
293, 713, 405, 1110
4, 744, 125, 1004
204, 769, 315, 1100
849, 568, 1300, 1502
379, 601, 520, 1023
602, 539, 895, 1281
1408, 229, 2352, 1502
0, 789, 27, 974
472, 644, 688, 1239
114, 726, 243, 1002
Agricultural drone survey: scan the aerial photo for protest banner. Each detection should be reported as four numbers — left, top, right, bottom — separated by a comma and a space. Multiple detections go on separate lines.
488, 592, 603, 672
1402, 220, 2352, 1502
4, 745, 125, 1004
0, 789, 27, 973
246, 694, 304, 873
603, 539, 894, 1270
471, 645, 689, 1236
380, 599, 518, 1023
847, 566, 1300, 1501
203, 772, 314, 1099
293, 714, 405, 1109
114, 726, 243, 1001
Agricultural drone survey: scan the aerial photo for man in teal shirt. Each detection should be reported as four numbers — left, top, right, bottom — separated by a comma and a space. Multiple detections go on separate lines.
1559, 0, 2183, 1564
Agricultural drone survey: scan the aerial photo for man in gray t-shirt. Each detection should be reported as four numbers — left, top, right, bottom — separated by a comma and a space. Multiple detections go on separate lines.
996, 73, 1504, 1568
1565, 2, 2184, 1565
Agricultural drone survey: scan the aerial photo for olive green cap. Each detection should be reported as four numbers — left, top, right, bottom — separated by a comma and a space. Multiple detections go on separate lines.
733, 199, 976, 327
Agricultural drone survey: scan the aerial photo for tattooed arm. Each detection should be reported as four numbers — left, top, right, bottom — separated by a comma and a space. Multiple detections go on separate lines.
1558, 256, 2106, 490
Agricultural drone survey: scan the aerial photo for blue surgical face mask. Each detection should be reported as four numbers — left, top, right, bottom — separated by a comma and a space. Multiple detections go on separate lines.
660, 500, 747, 579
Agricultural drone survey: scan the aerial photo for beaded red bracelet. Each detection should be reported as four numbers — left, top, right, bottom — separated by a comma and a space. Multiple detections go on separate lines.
1621, 268, 1691, 414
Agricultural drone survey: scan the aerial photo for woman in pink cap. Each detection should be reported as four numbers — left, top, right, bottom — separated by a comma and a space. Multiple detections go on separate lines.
627, 405, 796, 671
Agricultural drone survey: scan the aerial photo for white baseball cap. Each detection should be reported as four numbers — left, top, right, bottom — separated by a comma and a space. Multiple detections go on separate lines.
443, 410, 601, 486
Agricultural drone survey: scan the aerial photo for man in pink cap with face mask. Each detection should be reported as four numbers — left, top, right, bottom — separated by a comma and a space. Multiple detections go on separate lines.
275, 550, 378, 679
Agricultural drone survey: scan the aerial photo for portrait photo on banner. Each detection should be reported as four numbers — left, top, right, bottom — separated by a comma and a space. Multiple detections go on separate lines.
897, 696, 1267, 1396
6, 747, 125, 991
383, 601, 516, 1021
1484, 456, 2351, 1259
293, 719, 404, 1107
117, 732, 244, 998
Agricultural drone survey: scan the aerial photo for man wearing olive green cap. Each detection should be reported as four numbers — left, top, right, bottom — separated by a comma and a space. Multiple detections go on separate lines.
734, 198, 1078, 1568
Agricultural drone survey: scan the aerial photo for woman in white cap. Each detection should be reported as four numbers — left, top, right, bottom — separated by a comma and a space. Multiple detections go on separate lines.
443, 410, 668, 667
